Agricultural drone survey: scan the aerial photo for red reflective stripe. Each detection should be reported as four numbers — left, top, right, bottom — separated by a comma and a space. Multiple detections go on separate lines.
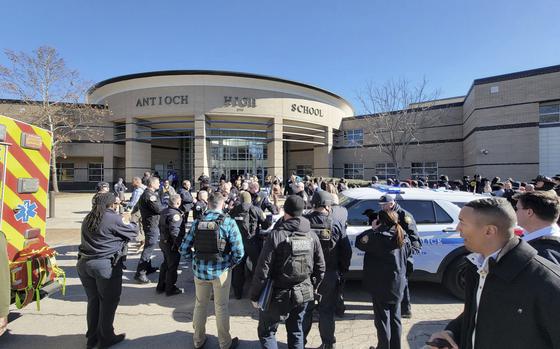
5, 134, 48, 185
4, 169, 47, 220
7, 243, 18, 261
16, 122, 50, 163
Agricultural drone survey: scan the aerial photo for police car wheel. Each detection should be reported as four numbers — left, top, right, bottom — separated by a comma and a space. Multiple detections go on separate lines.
443, 256, 468, 300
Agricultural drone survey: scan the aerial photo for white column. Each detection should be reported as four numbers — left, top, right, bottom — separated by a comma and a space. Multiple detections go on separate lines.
125, 117, 151, 181
194, 113, 209, 180
267, 118, 283, 179
313, 126, 333, 177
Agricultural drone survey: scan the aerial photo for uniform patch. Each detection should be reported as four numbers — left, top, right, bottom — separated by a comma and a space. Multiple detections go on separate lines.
404, 216, 412, 224
173, 214, 181, 222
149, 195, 157, 202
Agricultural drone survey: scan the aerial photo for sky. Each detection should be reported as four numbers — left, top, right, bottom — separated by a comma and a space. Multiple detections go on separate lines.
1, 0, 559, 114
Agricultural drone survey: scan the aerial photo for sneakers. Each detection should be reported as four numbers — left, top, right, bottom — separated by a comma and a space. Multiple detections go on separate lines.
134, 273, 150, 284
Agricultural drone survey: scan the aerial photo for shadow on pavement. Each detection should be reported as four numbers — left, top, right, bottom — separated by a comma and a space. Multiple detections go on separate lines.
0, 333, 86, 349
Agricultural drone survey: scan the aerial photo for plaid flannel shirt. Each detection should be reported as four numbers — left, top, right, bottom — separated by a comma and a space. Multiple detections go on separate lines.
180, 209, 244, 280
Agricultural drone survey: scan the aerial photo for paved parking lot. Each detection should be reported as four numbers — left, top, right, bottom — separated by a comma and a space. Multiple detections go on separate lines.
1, 193, 464, 349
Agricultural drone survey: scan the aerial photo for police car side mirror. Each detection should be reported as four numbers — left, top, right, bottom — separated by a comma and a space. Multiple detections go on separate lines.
442, 227, 456, 232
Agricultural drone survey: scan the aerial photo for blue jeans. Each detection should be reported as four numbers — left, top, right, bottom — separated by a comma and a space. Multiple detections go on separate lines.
258, 301, 308, 349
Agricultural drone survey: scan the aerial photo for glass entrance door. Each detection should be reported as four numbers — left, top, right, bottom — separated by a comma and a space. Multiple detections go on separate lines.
210, 138, 267, 185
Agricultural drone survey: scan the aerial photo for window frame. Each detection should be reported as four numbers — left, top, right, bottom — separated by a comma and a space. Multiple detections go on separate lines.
343, 163, 364, 180
87, 163, 104, 182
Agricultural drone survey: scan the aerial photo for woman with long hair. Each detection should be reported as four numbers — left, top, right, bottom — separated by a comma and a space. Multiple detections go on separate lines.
77, 192, 138, 349
355, 210, 411, 349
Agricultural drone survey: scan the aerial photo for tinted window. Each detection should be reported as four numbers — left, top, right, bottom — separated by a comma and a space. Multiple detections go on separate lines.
434, 202, 453, 223
397, 200, 436, 224
345, 199, 379, 226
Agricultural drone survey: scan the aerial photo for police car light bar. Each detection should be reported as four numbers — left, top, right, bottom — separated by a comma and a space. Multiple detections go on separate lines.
372, 184, 405, 195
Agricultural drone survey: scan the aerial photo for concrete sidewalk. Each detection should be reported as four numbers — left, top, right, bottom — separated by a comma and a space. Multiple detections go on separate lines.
0, 192, 462, 349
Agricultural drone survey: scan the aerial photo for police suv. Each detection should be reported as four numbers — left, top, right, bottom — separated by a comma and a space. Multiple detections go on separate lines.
340, 185, 493, 299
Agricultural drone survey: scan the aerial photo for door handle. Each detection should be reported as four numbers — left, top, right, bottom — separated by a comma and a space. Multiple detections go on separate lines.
442, 227, 456, 232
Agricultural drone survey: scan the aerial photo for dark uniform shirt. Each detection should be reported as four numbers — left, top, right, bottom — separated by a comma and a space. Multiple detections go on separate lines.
229, 202, 271, 243
159, 206, 184, 248
304, 210, 352, 273
138, 188, 163, 232
251, 191, 278, 215
392, 203, 421, 251
178, 187, 194, 214
79, 209, 138, 259
193, 200, 208, 220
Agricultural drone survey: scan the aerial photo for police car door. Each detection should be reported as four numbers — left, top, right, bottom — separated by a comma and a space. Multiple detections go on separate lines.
343, 199, 377, 272
397, 200, 462, 275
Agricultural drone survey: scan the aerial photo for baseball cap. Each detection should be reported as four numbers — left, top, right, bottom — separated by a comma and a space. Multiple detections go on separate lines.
378, 194, 395, 205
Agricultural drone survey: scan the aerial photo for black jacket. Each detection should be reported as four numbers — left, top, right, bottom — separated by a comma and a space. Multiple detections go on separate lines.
178, 187, 194, 213
251, 191, 278, 215
529, 235, 560, 265
304, 210, 352, 273
138, 188, 162, 232
249, 216, 325, 302
393, 203, 421, 250
79, 209, 138, 259
159, 206, 184, 248
355, 226, 410, 303
445, 238, 560, 349
229, 202, 271, 243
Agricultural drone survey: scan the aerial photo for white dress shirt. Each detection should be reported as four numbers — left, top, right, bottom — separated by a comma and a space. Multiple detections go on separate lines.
522, 224, 560, 241
466, 248, 502, 347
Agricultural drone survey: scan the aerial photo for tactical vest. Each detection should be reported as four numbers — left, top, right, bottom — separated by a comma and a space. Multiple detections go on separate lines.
310, 214, 336, 259
275, 230, 313, 288
233, 206, 256, 241
193, 214, 228, 262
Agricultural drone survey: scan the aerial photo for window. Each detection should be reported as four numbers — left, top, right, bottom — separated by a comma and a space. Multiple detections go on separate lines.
56, 163, 75, 182
434, 202, 453, 223
411, 162, 438, 181
398, 200, 436, 224
88, 163, 104, 182
296, 165, 313, 177
539, 104, 560, 124
343, 129, 363, 146
375, 163, 396, 180
344, 163, 364, 179
343, 199, 378, 226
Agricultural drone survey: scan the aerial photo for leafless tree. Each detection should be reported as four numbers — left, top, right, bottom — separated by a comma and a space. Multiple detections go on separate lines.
0, 46, 106, 192
357, 77, 443, 179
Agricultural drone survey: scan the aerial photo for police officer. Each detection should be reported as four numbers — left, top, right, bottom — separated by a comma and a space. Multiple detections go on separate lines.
355, 210, 410, 349
250, 195, 325, 349
302, 191, 352, 349
178, 180, 194, 222
378, 194, 421, 318
135, 176, 163, 283
156, 194, 184, 296
249, 182, 278, 215
193, 190, 208, 220
229, 191, 271, 299
92, 181, 110, 207
77, 193, 138, 349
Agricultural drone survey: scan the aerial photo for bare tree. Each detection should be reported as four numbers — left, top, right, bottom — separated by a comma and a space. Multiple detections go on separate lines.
357, 77, 443, 179
0, 46, 106, 192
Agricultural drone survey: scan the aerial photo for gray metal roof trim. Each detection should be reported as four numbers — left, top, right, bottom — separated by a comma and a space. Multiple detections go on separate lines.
86, 70, 351, 105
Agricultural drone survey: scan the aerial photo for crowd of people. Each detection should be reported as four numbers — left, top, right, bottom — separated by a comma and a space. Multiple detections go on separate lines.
3, 168, 560, 349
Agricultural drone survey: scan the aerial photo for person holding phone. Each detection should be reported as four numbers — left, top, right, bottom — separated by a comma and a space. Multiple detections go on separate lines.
356, 210, 411, 349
